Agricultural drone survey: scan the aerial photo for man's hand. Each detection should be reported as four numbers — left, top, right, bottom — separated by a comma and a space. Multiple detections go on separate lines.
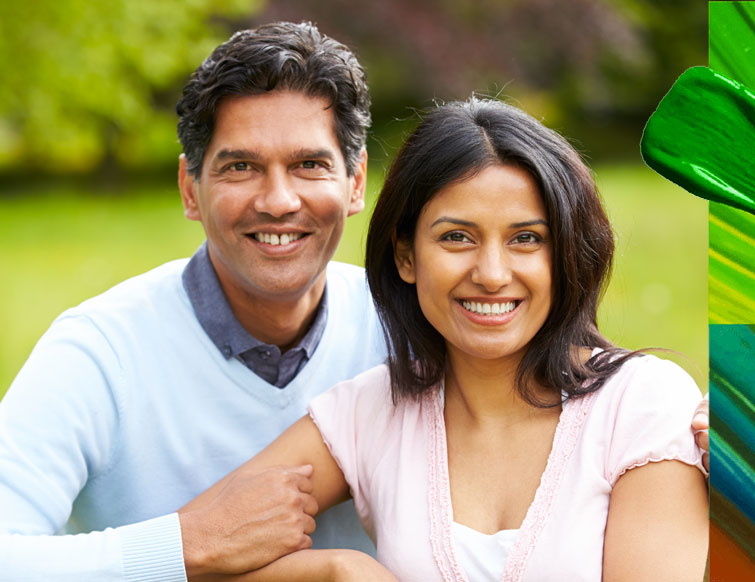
179, 465, 318, 578
691, 393, 709, 473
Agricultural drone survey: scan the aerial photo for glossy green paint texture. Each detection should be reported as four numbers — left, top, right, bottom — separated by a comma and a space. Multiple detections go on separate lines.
641, 66, 755, 215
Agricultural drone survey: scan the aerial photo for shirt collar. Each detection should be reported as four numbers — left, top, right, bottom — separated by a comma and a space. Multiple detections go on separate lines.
182, 242, 327, 360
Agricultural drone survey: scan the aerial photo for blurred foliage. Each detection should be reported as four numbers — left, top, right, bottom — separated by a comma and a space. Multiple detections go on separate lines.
0, 0, 259, 175
253, 0, 707, 159
0, 0, 706, 180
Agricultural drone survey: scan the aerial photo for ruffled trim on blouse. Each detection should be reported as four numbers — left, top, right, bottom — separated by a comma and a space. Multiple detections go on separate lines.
613, 454, 705, 484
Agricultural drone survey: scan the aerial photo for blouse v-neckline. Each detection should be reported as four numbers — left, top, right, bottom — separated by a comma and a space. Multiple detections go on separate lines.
425, 384, 598, 582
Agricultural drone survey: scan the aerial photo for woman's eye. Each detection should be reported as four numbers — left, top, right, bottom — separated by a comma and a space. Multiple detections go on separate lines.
442, 232, 471, 243
513, 232, 541, 244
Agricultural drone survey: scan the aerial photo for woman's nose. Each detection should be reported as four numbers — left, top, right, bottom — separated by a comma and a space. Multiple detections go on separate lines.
470, 245, 512, 292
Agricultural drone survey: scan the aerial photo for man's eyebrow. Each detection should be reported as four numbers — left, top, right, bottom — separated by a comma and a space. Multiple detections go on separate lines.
212, 148, 337, 164
288, 148, 336, 163
214, 149, 261, 162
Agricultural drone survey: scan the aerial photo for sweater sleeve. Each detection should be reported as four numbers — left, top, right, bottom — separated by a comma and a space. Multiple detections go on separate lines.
0, 515, 185, 581
0, 315, 187, 581
604, 356, 705, 486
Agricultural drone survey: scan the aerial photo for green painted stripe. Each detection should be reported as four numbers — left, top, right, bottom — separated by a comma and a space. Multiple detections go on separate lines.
709, 202, 755, 324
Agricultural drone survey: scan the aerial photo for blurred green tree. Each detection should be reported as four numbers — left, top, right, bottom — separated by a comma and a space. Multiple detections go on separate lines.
252, 0, 706, 158
0, 0, 259, 175
0, 0, 707, 177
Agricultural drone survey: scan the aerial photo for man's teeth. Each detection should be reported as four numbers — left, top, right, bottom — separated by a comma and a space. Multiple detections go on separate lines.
461, 301, 517, 315
254, 233, 303, 245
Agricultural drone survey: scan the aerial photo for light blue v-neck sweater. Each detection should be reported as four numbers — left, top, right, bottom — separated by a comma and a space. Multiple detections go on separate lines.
0, 259, 387, 581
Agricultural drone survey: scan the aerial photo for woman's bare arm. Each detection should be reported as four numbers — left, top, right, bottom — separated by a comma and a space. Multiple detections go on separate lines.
182, 415, 349, 512
603, 460, 708, 581
179, 416, 352, 578
192, 550, 398, 582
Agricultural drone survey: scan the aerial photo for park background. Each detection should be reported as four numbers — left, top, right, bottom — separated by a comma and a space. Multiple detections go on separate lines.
0, 0, 708, 398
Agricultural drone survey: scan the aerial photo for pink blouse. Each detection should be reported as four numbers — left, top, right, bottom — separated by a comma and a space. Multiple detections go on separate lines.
308, 355, 705, 581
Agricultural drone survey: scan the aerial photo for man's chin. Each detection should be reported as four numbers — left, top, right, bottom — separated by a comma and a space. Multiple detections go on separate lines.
244, 268, 328, 304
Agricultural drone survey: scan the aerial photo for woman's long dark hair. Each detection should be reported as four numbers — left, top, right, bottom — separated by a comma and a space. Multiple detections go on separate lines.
365, 97, 641, 406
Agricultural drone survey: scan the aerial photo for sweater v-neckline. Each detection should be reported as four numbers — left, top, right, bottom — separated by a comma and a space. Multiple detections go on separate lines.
426, 384, 598, 582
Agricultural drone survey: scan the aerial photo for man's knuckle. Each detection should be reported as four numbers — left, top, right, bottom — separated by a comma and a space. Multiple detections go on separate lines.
288, 532, 310, 551
304, 515, 316, 534
281, 489, 300, 507
284, 533, 307, 552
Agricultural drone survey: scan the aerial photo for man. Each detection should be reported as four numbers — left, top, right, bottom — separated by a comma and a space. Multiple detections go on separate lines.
0, 21, 709, 581
0, 22, 384, 581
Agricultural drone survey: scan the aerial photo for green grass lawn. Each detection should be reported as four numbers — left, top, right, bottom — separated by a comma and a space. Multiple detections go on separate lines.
0, 162, 708, 398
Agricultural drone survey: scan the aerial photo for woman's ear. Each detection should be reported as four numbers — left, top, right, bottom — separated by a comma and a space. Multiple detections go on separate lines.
394, 236, 416, 284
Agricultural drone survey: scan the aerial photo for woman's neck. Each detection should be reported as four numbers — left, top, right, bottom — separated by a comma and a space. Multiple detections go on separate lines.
444, 349, 560, 428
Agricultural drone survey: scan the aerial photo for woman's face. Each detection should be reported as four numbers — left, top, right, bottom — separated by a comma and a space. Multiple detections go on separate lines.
395, 163, 553, 364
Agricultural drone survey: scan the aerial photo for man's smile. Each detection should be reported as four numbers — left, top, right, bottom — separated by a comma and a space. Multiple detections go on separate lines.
252, 232, 307, 246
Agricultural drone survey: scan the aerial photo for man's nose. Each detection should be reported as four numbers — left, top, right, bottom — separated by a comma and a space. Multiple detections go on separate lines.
253, 169, 302, 217
470, 244, 513, 292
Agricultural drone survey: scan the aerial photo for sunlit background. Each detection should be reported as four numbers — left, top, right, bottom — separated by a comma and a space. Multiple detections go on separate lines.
0, 0, 709, 396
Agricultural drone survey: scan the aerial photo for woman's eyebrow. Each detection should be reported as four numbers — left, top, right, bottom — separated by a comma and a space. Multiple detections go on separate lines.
510, 219, 548, 228
430, 217, 548, 228
430, 217, 477, 228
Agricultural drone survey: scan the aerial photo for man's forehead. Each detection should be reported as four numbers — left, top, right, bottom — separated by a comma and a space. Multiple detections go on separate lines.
213, 91, 335, 131
205, 92, 342, 161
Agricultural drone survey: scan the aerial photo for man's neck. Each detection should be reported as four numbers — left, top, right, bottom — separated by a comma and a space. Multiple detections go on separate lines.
222, 277, 326, 352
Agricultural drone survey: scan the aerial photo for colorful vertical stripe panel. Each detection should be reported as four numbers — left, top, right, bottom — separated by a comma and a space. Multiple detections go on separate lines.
709, 3, 755, 579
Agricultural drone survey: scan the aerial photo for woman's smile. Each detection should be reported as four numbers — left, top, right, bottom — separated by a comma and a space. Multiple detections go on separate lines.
457, 298, 523, 325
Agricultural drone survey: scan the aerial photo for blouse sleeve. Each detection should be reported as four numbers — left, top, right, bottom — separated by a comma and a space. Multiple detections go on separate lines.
604, 356, 705, 486
307, 364, 395, 537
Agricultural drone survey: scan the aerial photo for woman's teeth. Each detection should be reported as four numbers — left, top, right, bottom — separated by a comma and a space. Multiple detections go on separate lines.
254, 233, 303, 245
462, 300, 517, 315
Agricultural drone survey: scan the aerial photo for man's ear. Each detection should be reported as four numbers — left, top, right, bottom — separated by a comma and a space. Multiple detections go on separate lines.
178, 154, 201, 222
346, 149, 368, 217
394, 235, 416, 284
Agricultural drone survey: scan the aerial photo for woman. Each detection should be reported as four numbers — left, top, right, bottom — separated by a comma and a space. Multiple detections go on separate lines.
184, 98, 708, 581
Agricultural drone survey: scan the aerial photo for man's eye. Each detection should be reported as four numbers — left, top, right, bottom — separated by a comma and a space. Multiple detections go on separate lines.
301, 160, 320, 169
232, 162, 250, 171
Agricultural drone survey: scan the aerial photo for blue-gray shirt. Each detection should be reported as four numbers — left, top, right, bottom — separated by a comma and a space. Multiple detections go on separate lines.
182, 243, 327, 388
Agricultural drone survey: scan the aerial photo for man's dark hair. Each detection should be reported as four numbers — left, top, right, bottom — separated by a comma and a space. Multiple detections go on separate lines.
176, 21, 371, 178
366, 97, 641, 406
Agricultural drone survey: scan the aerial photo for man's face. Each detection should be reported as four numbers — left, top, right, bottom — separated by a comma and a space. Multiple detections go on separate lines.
179, 91, 366, 309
